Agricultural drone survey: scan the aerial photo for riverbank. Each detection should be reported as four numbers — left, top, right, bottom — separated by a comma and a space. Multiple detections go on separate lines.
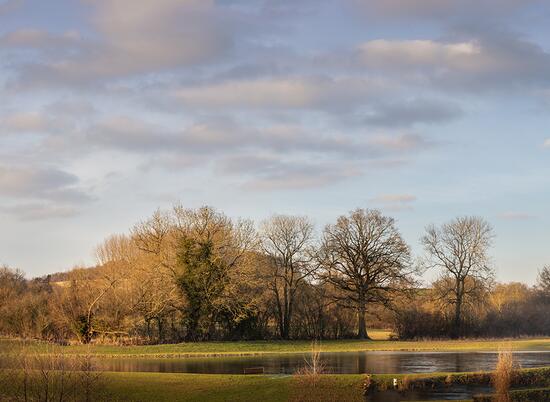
54, 367, 550, 402
1, 335, 549, 358
102, 372, 363, 402
3, 368, 549, 401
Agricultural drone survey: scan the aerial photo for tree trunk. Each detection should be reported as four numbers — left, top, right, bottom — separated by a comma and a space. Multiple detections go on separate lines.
357, 299, 370, 340
157, 317, 163, 343
452, 296, 462, 339
452, 280, 463, 339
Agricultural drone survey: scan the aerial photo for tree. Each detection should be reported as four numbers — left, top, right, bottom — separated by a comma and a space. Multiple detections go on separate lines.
0, 265, 26, 305
537, 265, 550, 295
174, 206, 256, 341
260, 215, 316, 339
421, 216, 494, 338
320, 208, 412, 339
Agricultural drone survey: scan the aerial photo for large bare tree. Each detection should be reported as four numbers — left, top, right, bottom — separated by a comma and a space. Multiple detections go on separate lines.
260, 215, 316, 339
421, 216, 494, 338
320, 208, 412, 339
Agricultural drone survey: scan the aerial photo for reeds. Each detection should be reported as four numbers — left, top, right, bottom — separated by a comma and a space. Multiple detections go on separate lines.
493, 349, 515, 402
298, 341, 324, 375
0, 343, 106, 401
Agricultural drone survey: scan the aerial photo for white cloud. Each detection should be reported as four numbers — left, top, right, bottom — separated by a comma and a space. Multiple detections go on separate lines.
18, 0, 233, 84
356, 35, 550, 91
543, 139, 550, 148
1, 203, 79, 221
358, 39, 479, 69
498, 212, 535, 220
370, 194, 417, 203
175, 77, 384, 111
369, 193, 417, 211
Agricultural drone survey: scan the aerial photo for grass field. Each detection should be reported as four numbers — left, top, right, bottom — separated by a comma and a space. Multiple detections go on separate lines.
103, 372, 294, 402
87, 368, 550, 402
0, 371, 462, 402
3, 365, 549, 401
2, 333, 549, 358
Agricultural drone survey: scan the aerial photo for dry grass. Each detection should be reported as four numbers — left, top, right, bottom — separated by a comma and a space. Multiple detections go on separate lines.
291, 341, 355, 402
0, 344, 107, 402
492, 349, 516, 402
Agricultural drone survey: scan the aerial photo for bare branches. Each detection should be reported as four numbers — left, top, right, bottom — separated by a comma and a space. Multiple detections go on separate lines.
421, 216, 495, 338
319, 208, 413, 339
259, 215, 316, 339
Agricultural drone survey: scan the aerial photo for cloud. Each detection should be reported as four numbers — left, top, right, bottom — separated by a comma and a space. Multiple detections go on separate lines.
365, 99, 462, 127
0, 165, 92, 203
370, 193, 417, 211
84, 115, 435, 175
368, 134, 433, 151
87, 115, 432, 189
0, 29, 82, 49
352, 0, 539, 20
219, 154, 361, 190
497, 212, 535, 220
1, 203, 79, 221
174, 76, 385, 112
543, 139, 550, 148
356, 34, 550, 92
0, 112, 68, 134
88, 117, 181, 152
358, 39, 478, 69
44, 99, 97, 116
370, 194, 417, 203
11, 0, 234, 85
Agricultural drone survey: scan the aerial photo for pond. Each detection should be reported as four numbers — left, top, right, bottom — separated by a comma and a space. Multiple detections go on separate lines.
93, 351, 550, 375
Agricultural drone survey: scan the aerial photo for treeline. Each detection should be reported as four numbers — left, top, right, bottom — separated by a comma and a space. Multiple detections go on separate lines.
1, 205, 549, 344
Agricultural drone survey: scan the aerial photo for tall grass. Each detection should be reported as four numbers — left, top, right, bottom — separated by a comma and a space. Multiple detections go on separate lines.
0, 343, 106, 401
493, 349, 516, 402
290, 341, 326, 401
297, 341, 325, 376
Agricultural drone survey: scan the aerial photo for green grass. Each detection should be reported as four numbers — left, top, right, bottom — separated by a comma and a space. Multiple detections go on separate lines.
2, 334, 549, 358
4, 369, 550, 402
108, 368, 550, 402
103, 372, 294, 402
0, 371, 367, 402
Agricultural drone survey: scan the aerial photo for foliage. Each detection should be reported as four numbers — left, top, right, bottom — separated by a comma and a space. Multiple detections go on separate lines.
0, 206, 548, 344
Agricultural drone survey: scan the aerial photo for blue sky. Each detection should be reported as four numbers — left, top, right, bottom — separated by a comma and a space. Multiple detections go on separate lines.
0, 0, 549, 282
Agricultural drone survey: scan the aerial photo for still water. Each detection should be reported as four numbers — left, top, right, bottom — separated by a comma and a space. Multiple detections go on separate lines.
94, 351, 550, 374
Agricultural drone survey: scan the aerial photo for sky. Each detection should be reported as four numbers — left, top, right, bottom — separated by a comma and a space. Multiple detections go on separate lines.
0, 0, 549, 282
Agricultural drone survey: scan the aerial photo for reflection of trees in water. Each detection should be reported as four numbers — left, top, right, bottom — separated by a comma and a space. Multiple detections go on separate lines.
90, 351, 550, 375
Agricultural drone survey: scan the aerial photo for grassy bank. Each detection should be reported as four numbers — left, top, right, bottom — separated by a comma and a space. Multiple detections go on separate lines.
2, 334, 550, 358
3, 368, 549, 401
0, 372, 365, 402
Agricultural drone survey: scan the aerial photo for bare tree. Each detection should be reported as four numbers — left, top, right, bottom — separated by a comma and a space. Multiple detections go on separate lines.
421, 216, 494, 338
320, 209, 412, 339
53, 264, 122, 344
260, 215, 316, 339
537, 265, 550, 295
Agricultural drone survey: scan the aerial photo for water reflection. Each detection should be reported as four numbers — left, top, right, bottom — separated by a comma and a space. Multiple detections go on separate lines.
93, 351, 550, 375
